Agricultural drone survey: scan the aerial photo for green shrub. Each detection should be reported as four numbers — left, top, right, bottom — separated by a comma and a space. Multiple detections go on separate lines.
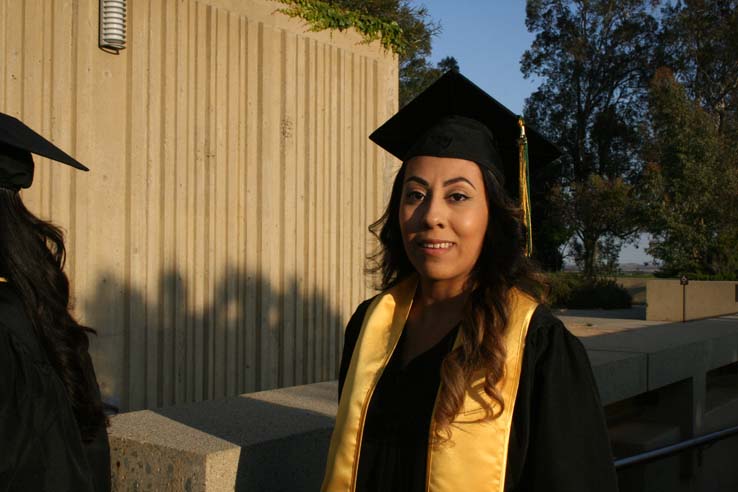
545, 272, 579, 307
567, 279, 632, 309
276, 0, 406, 54
545, 273, 632, 309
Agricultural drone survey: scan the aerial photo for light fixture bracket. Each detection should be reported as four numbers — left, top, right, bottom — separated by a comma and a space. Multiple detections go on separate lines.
99, 0, 127, 54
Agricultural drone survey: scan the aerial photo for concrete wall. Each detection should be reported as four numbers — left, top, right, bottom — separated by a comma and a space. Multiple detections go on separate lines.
616, 277, 647, 304
647, 280, 738, 321
0, 0, 398, 411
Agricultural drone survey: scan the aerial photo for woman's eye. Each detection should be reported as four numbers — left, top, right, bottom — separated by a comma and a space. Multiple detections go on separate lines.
406, 190, 425, 201
449, 193, 469, 202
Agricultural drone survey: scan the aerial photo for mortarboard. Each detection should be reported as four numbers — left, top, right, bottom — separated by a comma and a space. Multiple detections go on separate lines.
0, 112, 89, 191
369, 70, 561, 254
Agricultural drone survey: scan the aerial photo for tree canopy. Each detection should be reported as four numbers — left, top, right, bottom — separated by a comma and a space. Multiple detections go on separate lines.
522, 0, 657, 275
640, 1, 738, 277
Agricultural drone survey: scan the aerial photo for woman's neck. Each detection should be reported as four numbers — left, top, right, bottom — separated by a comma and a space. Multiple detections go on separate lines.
414, 277, 471, 316
416, 276, 470, 304
406, 277, 470, 337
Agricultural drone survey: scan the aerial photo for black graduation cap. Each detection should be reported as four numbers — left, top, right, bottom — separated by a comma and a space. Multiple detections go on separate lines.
0, 112, 88, 191
369, 70, 560, 200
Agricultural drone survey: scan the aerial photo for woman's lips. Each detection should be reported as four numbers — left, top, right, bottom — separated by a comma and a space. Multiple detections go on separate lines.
416, 240, 455, 256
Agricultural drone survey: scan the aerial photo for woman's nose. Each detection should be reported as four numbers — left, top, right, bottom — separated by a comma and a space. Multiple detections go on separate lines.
421, 194, 445, 228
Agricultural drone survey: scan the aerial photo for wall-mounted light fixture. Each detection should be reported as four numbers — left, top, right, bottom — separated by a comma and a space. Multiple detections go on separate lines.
99, 0, 127, 53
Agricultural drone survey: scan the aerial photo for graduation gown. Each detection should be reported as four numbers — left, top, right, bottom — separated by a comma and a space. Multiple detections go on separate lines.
335, 292, 618, 492
0, 283, 111, 492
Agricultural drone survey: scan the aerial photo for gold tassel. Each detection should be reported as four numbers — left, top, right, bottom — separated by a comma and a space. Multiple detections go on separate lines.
518, 117, 533, 256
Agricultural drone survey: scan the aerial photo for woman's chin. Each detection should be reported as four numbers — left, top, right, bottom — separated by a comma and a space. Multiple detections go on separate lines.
413, 266, 465, 285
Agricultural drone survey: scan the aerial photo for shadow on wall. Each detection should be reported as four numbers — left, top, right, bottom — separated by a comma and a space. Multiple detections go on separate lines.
82, 267, 349, 412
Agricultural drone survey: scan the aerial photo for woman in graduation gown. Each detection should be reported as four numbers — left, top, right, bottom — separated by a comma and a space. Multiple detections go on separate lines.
321, 72, 619, 492
0, 113, 111, 491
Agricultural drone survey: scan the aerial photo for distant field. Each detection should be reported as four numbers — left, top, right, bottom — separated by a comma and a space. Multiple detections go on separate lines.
618, 272, 656, 279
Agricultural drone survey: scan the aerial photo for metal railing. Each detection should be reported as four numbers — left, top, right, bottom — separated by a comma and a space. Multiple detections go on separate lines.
614, 424, 738, 470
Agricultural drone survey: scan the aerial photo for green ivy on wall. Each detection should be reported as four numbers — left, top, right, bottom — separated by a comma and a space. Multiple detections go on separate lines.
276, 0, 407, 54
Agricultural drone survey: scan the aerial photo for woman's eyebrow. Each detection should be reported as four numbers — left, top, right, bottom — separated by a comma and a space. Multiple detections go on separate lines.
405, 176, 429, 187
443, 177, 476, 189
405, 176, 477, 190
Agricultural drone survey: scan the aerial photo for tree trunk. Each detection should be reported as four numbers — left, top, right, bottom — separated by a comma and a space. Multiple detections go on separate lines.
583, 234, 599, 279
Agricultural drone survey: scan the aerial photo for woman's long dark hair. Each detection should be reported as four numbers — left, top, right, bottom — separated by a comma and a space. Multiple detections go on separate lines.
368, 160, 546, 440
0, 187, 106, 442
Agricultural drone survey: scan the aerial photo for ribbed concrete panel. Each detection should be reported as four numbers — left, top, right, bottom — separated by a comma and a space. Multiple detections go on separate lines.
0, 0, 398, 411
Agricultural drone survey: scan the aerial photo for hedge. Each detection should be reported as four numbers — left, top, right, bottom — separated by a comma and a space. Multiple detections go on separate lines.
545, 273, 632, 309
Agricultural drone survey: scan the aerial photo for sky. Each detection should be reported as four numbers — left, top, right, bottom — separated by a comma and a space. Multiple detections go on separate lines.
421, 0, 653, 265
423, 1, 536, 115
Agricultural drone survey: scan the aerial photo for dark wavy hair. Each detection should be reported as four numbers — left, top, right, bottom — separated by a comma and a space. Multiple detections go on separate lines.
368, 160, 546, 440
0, 187, 107, 442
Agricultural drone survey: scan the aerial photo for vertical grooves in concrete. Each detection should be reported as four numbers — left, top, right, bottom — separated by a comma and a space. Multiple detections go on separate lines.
236, 16, 247, 394
254, 19, 264, 391
68, 0, 79, 302
19, 1, 27, 118
123, 0, 136, 410
278, 28, 287, 388
203, 3, 214, 402
243, 15, 256, 395
2, 0, 397, 412
307, 37, 318, 383
301, 38, 312, 385
157, 0, 169, 408
0, 0, 6, 107
148, 0, 160, 407
173, 0, 188, 405
186, 1, 197, 403
40, 0, 51, 216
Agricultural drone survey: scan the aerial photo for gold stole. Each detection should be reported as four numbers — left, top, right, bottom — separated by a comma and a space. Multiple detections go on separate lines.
322, 276, 538, 492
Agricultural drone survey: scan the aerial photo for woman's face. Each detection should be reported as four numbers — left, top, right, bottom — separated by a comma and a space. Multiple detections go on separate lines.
399, 155, 489, 290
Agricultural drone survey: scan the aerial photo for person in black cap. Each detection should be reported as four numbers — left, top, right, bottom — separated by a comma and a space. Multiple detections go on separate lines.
322, 71, 618, 491
0, 112, 110, 492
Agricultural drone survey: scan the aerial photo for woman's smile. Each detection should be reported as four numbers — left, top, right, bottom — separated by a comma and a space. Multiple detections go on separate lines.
415, 239, 456, 255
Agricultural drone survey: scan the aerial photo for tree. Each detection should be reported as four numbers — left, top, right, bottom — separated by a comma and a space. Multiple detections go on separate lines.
522, 0, 658, 276
658, 0, 738, 133
640, 72, 738, 277
437, 56, 459, 73
527, 146, 570, 271
563, 176, 640, 276
638, 1, 738, 277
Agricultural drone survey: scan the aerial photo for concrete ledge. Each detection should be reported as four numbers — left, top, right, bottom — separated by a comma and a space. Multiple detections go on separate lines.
110, 382, 338, 491
580, 316, 738, 391
589, 350, 648, 405
110, 413, 240, 491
